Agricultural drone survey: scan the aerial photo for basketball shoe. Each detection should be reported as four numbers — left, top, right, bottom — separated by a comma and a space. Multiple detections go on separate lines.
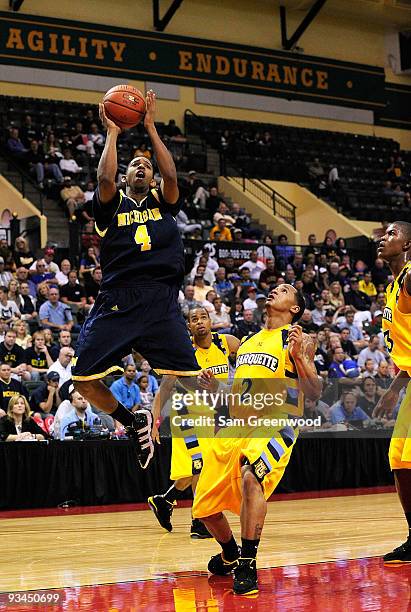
147, 494, 175, 532
190, 518, 213, 539
383, 536, 411, 564
126, 409, 154, 469
233, 558, 258, 595
208, 550, 240, 575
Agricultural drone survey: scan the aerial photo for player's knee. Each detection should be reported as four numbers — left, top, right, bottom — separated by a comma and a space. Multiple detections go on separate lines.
241, 465, 261, 498
74, 379, 96, 399
201, 512, 223, 524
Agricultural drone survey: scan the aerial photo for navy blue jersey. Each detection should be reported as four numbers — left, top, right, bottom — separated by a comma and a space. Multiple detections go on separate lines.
93, 187, 184, 289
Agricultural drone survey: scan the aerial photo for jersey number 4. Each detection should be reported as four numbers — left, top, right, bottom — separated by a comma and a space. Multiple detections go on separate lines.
134, 225, 152, 251
383, 329, 394, 353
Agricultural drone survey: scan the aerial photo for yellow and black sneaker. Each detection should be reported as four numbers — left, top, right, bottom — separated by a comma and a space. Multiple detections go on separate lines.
233, 558, 258, 595
190, 518, 213, 539
147, 495, 175, 532
384, 537, 411, 564
208, 551, 239, 575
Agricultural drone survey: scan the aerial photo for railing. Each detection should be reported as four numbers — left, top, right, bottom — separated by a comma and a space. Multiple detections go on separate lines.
226, 164, 297, 230
0, 149, 44, 214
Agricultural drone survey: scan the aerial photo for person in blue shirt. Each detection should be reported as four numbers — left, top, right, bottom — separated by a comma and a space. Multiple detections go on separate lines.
275, 234, 295, 270
328, 347, 360, 379
330, 391, 370, 425
59, 390, 97, 439
136, 360, 158, 395
110, 364, 141, 411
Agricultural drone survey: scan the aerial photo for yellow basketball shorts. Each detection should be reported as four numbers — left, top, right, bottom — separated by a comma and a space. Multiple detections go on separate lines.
170, 432, 214, 481
389, 380, 411, 470
192, 425, 298, 518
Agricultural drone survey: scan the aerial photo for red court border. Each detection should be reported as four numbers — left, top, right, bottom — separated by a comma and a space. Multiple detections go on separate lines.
0, 486, 395, 520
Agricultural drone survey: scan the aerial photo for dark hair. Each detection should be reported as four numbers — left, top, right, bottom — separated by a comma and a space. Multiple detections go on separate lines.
292, 293, 306, 324
188, 306, 210, 320
0, 286, 8, 294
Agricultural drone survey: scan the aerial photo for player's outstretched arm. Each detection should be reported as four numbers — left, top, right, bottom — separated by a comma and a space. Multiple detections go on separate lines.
144, 90, 179, 205
151, 375, 176, 443
373, 369, 409, 418
97, 103, 121, 204
288, 326, 322, 401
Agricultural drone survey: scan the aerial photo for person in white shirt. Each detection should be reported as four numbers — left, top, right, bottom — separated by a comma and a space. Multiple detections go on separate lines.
213, 202, 235, 226
193, 250, 219, 275
0, 285, 20, 324
0, 257, 13, 286
59, 149, 82, 176
29, 248, 60, 275
239, 251, 266, 282
47, 346, 74, 388
357, 335, 387, 370
311, 295, 326, 327
83, 180, 95, 203
55, 259, 72, 286
190, 260, 215, 285
176, 209, 202, 236
243, 286, 258, 311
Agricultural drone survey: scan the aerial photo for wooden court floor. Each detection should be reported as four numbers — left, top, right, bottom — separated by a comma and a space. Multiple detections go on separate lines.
1, 491, 411, 611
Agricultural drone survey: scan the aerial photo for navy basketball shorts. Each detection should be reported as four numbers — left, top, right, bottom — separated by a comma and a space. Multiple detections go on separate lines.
72, 283, 200, 381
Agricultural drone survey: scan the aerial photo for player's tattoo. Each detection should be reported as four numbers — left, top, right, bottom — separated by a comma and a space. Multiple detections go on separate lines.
254, 523, 263, 539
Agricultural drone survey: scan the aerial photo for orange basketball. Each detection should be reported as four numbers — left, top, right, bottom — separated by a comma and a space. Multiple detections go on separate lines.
103, 85, 146, 130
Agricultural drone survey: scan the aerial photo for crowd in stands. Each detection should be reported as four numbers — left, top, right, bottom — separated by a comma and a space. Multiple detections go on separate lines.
0, 98, 404, 438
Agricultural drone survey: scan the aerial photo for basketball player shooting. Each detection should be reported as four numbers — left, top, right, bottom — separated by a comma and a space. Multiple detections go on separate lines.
72, 90, 200, 469
373, 221, 411, 563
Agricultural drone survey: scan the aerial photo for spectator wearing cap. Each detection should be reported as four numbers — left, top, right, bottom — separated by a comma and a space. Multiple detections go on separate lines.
243, 286, 258, 311
60, 176, 86, 218
253, 294, 267, 327
357, 335, 386, 371
234, 309, 260, 339
39, 287, 74, 332
209, 218, 232, 241
59, 390, 97, 440
359, 271, 377, 298
30, 248, 59, 276
0, 258, 13, 287
213, 268, 233, 298
232, 228, 244, 242
47, 347, 74, 388
311, 295, 326, 327
30, 370, 62, 418
330, 391, 370, 426
345, 277, 371, 312
210, 296, 232, 334
239, 251, 266, 282
0, 361, 29, 416
258, 258, 277, 292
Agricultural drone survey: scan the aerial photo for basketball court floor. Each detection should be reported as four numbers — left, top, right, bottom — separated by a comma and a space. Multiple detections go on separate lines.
1, 488, 410, 611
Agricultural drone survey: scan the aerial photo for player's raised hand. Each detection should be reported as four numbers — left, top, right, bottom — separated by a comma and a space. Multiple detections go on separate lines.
99, 103, 121, 134
144, 90, 156, 129
373, 388, 398, 418
288, 324, 303, 359
198, 368, 218, 392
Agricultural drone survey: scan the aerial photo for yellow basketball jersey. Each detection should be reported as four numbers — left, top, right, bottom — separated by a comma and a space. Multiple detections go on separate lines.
231, 325, 303, 418
193, 333, 230, 379
382, 261, 411, 375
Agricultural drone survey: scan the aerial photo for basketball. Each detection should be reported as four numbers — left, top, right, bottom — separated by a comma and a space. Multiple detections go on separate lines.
103, 84, 146, 129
